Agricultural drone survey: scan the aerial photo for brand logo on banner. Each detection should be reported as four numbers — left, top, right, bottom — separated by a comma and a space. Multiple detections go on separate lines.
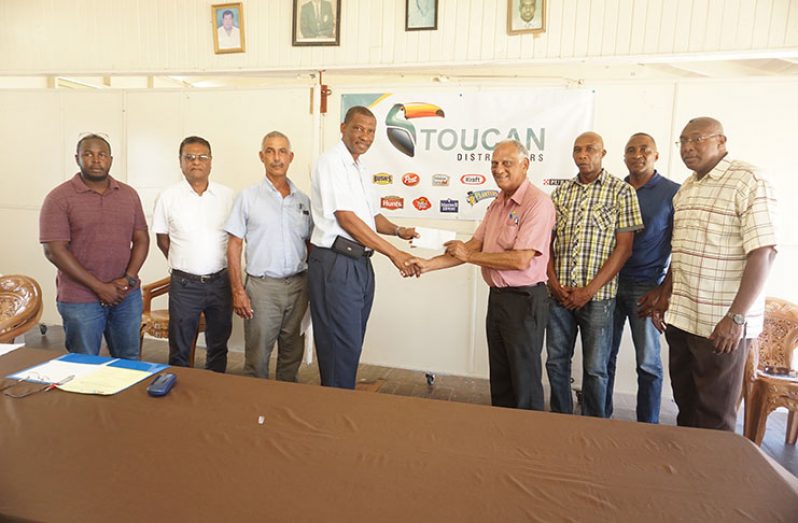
461, 174, 486, 185
402, 173, 420, 186
373, 173, 393, 185
413, 197, 432, 211
381, 196, 404, 210
440, 199, 459, 213
385, 103, 446, 157
466, 190, 498, 206
542, 178, 568, 186
432, 174, 450, 186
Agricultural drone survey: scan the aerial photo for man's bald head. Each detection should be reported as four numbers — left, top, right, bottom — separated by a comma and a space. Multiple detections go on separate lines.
679, 117, 727, 177
572, 132, 606, 182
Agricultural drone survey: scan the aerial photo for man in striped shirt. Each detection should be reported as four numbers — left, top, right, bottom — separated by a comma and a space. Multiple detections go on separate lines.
641, 117, 777, 431
546, 132, 643, 417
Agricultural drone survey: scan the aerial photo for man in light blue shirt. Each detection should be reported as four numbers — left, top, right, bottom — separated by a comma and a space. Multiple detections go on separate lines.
225, 131, 312, 381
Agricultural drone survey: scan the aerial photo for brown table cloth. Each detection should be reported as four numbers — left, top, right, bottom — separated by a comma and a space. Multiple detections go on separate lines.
2, 348, 797, 522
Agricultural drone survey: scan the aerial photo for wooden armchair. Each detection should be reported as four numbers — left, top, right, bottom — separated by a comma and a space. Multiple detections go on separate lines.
139, 277, 206, 367
743, 298, 798, 445
0, 275, 43, 343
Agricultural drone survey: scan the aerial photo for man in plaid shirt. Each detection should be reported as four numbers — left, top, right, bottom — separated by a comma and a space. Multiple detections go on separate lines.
641, 117, 778, 431
546, 132, 643, 417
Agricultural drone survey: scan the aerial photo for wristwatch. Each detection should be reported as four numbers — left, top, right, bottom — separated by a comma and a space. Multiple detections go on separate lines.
125, 274, 140, 287
727, 311, 746, 326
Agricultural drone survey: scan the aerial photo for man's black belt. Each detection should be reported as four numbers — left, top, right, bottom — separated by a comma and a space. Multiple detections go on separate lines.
490, 282, 546, 294
171, 268, 227, 283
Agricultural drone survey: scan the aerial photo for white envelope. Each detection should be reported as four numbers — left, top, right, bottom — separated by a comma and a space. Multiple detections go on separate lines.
410, 227, 457, 251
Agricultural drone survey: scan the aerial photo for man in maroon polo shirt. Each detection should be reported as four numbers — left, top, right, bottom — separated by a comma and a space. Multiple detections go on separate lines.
408, 139, 555, 410
39, 134, 149, 359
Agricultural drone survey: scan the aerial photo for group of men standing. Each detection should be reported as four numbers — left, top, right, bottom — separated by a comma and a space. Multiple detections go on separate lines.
39, 109, 777, 433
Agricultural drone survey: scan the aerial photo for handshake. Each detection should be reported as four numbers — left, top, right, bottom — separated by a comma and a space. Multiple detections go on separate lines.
389, 226, 471, 278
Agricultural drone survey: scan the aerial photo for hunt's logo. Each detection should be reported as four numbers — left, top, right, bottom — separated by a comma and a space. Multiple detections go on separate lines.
402, 173, 420, 186
466, 190, 498, 206
373, 173, 393, 185
440, 199, 459, 213
385, 102, 446, 157
413, 197, 432, 211
432, 174, 450, 186
380, 196, 404, 210
460, 174, 486, 185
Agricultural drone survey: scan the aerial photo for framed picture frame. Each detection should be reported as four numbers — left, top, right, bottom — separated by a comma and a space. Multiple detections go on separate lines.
212, 2, 245, 54
507, 0, 545, 35
406, 0, 438, 31
292, 0, 341, 47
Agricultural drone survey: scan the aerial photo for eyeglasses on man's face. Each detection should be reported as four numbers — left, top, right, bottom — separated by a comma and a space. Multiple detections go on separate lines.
675, 134, 721, 147
181, 154, 212, 162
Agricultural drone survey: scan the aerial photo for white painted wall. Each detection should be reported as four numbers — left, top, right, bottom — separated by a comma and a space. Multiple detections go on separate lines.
1, 76, 796, 397
0, 0, 796, 75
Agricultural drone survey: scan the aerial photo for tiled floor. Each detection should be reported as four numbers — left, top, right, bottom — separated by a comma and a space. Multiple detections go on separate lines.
23, 325, 797, 476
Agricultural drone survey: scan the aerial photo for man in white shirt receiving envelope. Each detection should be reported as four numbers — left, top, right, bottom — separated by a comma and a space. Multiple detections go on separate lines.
408, 139, 555, 410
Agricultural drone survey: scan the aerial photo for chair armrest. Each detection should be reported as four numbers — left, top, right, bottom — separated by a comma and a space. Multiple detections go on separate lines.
141, 277, 171, 313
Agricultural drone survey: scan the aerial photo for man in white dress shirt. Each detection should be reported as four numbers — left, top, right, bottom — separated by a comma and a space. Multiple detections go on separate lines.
308, 106, 419, 389
217, 9, 241, 49
152, 136, 234, 372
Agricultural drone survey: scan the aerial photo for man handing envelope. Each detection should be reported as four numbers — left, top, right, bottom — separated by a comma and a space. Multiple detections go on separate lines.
406, 139, 555, 411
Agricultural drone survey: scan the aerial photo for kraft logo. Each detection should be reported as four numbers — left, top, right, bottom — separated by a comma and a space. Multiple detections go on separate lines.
373, 173, 393, 185
413, 196, 432, 211
466, 190, 498, 206
402, 173, 420, 186
461, 174, 486, 185
381, 196, 404, 210
432, 174, 450, 186
385, 102, 445, 157
440, 199, 459, 213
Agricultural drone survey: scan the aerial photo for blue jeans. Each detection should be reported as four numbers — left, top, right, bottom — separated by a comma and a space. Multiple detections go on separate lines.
57, 289, 142, 360
546, 298, 614, 417
607, 279, 663, 423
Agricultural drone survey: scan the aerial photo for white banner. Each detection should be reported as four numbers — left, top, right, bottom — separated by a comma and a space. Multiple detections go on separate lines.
342, 89, 594, 220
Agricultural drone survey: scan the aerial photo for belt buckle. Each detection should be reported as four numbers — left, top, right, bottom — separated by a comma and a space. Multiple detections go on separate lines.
199, 274, 210, 283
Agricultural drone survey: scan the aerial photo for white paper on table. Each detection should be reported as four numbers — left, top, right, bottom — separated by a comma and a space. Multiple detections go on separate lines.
9, 359, 105, 383
410, 227, 456, 251
0, 343, 24, 357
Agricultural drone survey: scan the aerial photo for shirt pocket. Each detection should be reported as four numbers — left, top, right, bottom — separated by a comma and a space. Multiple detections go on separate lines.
591, 205, 614, 231
288, 202, 312, 239
498, 223, 519, 250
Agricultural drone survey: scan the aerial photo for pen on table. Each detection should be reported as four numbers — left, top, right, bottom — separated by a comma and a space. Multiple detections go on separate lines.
46, 375, 75, 392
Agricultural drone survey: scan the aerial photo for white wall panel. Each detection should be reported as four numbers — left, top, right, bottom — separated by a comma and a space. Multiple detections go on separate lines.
2, 0, 796, 76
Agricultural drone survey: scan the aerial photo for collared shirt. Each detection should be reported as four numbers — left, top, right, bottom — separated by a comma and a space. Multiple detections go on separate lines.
474, 179, 555, 287
39, 173, 148, 303
217, 25, 241, 49
668, 158, 778, 339
152, 179, 234, 275
551, 169, 643, 301
310, 140, 377, 249
620, 171, 681, 283
224, 177, 312, 278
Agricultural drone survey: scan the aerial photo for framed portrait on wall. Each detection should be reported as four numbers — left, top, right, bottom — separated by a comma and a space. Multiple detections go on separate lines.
406, 0, 438, 31
507, 0, 545, 34
212, 3, 245, 54
292, 0, 341, 46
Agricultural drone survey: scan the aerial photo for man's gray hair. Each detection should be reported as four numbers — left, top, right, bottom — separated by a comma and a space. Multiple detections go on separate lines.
494, 139, 529, 159
262, 131, 291, 151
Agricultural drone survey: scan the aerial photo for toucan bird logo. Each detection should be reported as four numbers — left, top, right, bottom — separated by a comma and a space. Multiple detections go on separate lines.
385, 102, 445, 157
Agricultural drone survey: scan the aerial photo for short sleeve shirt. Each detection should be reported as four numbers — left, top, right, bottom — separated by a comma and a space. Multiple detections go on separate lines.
550, 170, 643, 301
667, 158, 778, 339
224, 177, 312, 278
310, 141, 378, 248
152, 180, 234, 275
474, 180, 555, 287
39, 174, 148, 303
